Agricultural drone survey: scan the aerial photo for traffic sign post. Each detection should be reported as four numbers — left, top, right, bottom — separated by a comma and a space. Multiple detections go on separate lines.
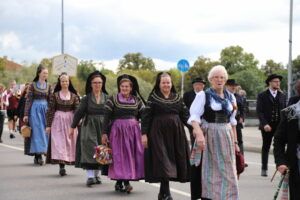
52, 53, 78, 76
177, 59, 190, 97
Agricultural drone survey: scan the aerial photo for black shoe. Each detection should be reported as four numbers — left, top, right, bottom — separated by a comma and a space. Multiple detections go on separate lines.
0, 138, 2, 143
86, 178, 95, 187
34, 157, 38, 164
95, 176, 101, 184
124, 184, 133, 193
158, 193, 163, 200
261, 169, 268, 177
10, 134, 15, 139
245, 163, 248, 167
59, 168, 66, 176
37, 157, 44, 166
161, 194, 173, 200
115, 182, 123, 191
165, 195, 173, 200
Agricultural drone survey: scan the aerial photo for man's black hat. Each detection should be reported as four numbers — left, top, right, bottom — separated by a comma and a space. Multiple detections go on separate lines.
192, 78, 206, 85
265, 74, 282, 85
226, 79, 238, 86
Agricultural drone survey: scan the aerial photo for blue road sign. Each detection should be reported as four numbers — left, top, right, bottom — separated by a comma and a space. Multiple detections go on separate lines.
177, 59, 190, 72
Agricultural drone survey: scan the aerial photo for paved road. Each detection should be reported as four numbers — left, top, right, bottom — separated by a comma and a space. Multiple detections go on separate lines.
0, 128, 282, 200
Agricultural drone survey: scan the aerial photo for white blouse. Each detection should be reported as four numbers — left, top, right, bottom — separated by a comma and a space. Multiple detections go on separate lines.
188, 90, 237, 126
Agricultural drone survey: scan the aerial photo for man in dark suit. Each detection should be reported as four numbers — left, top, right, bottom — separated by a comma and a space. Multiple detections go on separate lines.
256, 74, 286, 176
183, 77, 205, 200
183, 78, 206, 109
226, 79, 245, 155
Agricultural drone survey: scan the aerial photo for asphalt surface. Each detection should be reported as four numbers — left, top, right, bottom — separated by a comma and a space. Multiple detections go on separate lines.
0, 125, 282, 200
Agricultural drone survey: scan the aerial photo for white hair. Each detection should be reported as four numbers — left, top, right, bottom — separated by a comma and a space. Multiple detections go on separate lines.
238, 89, 247, 97
207, 65, 228, 80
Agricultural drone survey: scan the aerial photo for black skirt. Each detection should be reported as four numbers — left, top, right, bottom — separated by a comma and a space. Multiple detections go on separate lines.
144, 114, 190, 183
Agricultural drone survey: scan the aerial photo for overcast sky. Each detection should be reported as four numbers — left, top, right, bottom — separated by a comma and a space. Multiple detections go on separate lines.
0, 0, 299, 71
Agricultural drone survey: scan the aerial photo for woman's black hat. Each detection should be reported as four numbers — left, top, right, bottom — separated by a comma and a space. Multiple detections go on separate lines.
117, 74, 145, 104
85, 71, 108, 95
117, 74, 139, 96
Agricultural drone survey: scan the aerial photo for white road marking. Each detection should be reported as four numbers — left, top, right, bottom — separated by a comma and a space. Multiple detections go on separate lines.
0, 143, 23, 151
139, 180, 191, 197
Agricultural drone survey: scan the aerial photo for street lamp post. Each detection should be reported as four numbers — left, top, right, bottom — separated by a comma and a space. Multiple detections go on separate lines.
288, 0, 293, 98
61, 0, 64, 54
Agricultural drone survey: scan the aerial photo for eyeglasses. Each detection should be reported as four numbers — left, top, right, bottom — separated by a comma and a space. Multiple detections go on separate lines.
92, 82, 103, 85
212, 76, 226, 80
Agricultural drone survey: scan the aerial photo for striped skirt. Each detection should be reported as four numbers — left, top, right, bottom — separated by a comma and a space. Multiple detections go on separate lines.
201, 122, 239, 200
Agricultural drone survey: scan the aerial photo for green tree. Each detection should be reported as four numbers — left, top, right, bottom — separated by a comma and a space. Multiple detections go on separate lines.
185, 56, 220, 91
77, 60, 97, 82
0, 58, 6, 72
167, 69, 182, 94
261, 60, 284, 76
289, 55, 300, 95
232, 68, 265, 99
118, 53, 156, 72
220, 46, 259, 75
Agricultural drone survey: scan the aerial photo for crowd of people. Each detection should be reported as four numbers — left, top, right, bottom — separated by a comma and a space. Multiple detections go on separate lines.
0, 63, 299, 200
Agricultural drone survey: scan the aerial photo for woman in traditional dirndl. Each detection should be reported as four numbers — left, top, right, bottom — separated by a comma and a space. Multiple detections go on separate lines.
16, 83, 31, 155
142, 72, 190, 200
45, 73, 80, 176
102, 74, 145, 193
69, 71, 108, 187
24, 65, 51, 165
189, 65, 240, 200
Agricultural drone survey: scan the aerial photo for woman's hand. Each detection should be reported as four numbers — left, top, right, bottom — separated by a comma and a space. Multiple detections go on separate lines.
23, 116, 28, 123
191, 121, 205, 150
102, 134, 109, 145
142, 134, 148, 148
235, 143, 240, 152
193, 127, 205, 150
277, 165, 289, 175
45, 127, 51, 135
68, 128, 74, 137
195, 134, 205, 150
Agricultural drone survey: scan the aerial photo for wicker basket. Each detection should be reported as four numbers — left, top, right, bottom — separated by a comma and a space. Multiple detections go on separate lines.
21, 125, 31, 138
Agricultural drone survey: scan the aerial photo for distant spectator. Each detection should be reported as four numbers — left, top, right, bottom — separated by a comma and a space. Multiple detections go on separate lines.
226, 79, 246, 156
238, 89, 249, 116
0, 84, 8, 143
5, 80, 19, 139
